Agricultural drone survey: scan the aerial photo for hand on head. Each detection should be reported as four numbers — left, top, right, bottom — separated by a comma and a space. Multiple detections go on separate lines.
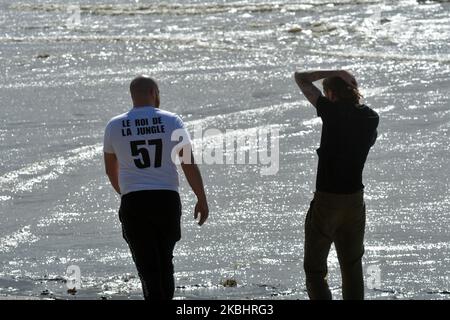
339, 70, 358, 88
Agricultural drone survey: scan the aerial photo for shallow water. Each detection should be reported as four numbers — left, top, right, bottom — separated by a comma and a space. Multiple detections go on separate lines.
0, 0, 449, 300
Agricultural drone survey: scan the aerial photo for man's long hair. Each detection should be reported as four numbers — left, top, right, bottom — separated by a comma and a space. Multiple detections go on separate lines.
323, 76, 362, 105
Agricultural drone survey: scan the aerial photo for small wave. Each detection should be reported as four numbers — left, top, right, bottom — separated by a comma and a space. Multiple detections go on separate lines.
10, 1, 383, 16
0, 34, 246, 52
37, 211, 82, 228
0, 34, 206, 45
187, 101, 300, 129
0, 144, 102, 195
427, 290, 450, 295
311, 49, 450, 64
374, 105, 395, 114
10, 2, 311, 16
0, 195, 12, 202
0, 226, 39, 253
367, 241, 450, 252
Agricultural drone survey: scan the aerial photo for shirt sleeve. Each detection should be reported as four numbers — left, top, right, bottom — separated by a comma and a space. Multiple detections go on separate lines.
316, 96, 337, 120
369, 111, 380, 147
103, 121, 115, 154
173, 115, 193, 152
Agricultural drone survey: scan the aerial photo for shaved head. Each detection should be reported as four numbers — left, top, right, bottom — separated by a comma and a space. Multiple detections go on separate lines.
130, 75, 160, 107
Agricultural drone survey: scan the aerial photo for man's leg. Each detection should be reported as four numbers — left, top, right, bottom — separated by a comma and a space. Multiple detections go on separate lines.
119, 191, 169, 300
334, 201, 366, 300
155, 191, 182, 300
157, 237, 177, 300
120, 190, 182, 300
304, 200, 333, 300
121, 221, 165, 300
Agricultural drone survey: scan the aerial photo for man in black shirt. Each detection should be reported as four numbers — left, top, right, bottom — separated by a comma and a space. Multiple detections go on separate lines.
294, 70, 379, 300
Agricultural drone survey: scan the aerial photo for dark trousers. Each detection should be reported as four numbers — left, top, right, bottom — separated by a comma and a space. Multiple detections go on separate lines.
119, 190, 182, 300
304, 190, 366, 300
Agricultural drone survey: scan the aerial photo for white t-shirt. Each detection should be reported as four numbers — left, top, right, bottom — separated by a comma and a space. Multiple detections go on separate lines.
103, 106, 192, 195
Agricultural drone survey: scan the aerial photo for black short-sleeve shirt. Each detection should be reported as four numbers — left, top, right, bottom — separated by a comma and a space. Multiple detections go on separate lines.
315, 96, 379, 194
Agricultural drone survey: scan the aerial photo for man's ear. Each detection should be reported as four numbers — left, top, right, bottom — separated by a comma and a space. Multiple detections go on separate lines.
155, 92, 160, 108
151, 89, 160, 107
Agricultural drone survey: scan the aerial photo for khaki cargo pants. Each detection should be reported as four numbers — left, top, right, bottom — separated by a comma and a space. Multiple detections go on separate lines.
304, 190, 366, 300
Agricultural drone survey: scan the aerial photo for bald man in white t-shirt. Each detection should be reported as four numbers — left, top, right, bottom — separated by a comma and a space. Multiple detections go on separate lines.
103, 75, 209, 300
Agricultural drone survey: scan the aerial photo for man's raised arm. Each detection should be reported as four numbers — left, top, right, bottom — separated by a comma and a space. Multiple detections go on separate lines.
294, 70, 356, 107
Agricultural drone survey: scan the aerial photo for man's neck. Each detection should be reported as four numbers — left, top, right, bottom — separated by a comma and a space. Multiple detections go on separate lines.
133, 104, 158, 109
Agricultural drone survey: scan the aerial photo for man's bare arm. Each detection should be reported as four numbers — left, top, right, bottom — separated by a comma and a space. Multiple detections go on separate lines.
180, 150, 209, 226
294, 70, 356, 107
104, 152, 121, 194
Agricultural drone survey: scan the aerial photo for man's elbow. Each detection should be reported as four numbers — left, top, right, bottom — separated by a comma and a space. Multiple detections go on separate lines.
294, 72, 309, 85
